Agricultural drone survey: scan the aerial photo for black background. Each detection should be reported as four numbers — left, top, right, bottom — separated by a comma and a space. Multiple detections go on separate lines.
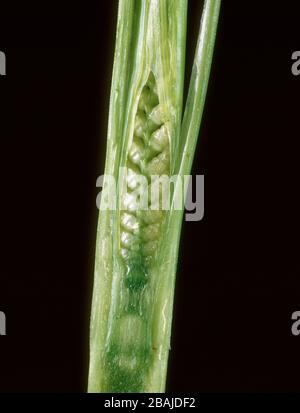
1, 0, 300, 393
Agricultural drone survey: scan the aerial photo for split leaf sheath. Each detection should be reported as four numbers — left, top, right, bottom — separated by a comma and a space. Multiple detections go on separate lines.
88, 0, 221, 393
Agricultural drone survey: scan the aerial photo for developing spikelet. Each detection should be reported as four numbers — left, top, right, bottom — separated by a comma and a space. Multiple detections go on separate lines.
105, 72, 171, 391
121, 72, 171, 286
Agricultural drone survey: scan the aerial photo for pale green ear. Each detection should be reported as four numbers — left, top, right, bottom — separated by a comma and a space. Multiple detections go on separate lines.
88, 0, 221, 393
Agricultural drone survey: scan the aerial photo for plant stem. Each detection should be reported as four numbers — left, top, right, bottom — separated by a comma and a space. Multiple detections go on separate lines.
88, 0, 221, 393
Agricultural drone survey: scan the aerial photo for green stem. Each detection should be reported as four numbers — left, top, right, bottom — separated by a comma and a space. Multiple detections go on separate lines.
88, 0, 221, 393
